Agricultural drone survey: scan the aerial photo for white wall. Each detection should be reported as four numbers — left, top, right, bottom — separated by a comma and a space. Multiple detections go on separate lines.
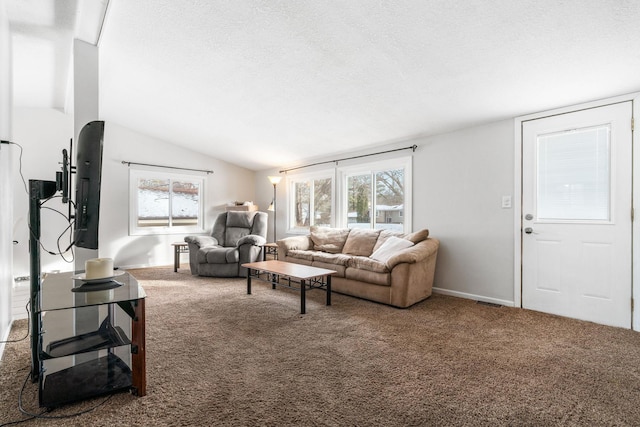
414, 120, 515, 305
98, 122, 257, 268
258, 118, 516, 305
0, 1, 13, 351
11, 108, 74, 278
11, 111, 257, 275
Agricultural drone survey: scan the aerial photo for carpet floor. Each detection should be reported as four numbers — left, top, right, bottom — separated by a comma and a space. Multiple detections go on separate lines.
2, 265, 640, 426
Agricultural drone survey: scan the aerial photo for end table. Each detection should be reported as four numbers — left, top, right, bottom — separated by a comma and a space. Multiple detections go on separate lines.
262, 242, 278, 261
172, 242, 189, 272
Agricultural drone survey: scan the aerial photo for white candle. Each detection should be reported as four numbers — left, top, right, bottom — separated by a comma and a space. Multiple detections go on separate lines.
85, 258, 114, 279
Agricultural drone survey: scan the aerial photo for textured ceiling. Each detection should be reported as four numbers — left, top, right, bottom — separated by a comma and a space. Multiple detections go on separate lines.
9, 0, 640, 170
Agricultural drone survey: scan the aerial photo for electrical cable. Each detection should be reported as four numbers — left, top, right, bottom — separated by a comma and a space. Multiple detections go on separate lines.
1, 324, 114, 424
39, 201, 76, 261
17, 369, 114, 420
2, 141, 29, 195
26, 196, 76, 257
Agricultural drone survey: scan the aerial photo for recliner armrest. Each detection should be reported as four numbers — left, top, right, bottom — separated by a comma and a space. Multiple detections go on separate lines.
237, 234, 266, 247
185, 235, 218, 248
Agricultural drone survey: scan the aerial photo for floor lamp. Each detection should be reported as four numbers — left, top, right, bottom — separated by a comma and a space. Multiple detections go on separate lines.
267, 175, 282, 242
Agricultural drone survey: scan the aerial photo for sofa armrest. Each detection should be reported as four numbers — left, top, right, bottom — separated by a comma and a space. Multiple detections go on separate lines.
185, 235, 218, 248
237, 234, 266, 247
277, 235, 313, 256
386, 238, 440, 270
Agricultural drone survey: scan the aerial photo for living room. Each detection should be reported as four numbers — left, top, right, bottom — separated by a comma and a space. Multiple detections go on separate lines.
2, 1, 640, 425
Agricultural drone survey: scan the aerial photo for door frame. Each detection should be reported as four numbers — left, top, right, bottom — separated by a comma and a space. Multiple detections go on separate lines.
514, 92, 640, 330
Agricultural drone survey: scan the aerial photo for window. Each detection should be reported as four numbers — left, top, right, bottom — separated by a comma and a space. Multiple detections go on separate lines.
285, 157, 412, 234
537, 125, 610, 221
129, 169, 205, 235
340, 158, 411, 232
287, 172, 334, 233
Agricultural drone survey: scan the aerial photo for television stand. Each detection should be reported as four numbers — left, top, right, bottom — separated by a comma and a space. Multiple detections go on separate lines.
33, 271, 146, 407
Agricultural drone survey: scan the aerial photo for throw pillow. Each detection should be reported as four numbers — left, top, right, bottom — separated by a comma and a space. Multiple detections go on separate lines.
372, 229, 404, 252
370, 236, 414, 263
342, 228, 381, 256
310, 226, 351, 254
404, 229, 429, 244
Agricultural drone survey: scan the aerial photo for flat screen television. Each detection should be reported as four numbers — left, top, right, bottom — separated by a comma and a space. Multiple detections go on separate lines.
73, 121, 104, 249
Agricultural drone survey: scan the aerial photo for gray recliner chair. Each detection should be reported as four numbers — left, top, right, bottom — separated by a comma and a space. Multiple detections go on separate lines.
185, 211, 268, 277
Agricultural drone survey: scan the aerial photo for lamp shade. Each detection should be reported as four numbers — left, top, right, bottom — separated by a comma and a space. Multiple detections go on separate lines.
268, 175, 282, 185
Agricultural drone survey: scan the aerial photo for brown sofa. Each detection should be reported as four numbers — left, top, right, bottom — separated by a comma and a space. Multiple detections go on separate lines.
277, 227, 439, 308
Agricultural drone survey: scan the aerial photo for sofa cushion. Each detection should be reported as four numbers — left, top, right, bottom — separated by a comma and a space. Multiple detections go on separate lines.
287, 249, 315, 262
348, 256, 390, 273
345, 267, 390, 286
225, 227, 250, 247
226, 211, 257, 228
372, 229, 405, 252
199, 246, 239, 264
312, 261, 346, 277
370, 236, 414, 263
310, 226, 350, 254
404, 229, 429, 244
312, 251, 351, 266
341, 228, 381, 257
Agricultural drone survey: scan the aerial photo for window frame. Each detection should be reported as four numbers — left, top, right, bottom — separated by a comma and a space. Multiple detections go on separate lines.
284, 156, 412, 234
128, 168, 206, 236
286, 169, 335, 234
337, 157, 412, 232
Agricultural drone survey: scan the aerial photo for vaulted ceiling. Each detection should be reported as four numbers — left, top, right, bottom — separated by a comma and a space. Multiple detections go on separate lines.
8, 0, 640, 170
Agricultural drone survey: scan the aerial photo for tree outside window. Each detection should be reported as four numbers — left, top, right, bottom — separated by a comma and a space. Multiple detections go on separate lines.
347, 169, 404, 230
290, 174, 333, 231
286, 157, 411, 233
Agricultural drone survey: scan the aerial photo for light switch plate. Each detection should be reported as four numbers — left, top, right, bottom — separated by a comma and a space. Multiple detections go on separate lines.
501, 195, 512, 209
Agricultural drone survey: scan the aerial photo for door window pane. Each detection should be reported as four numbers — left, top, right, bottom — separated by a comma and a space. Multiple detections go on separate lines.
537, 125, 610, 221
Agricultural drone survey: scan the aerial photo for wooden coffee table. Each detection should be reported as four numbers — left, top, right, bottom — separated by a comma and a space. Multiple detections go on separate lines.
242, 260, 336, 314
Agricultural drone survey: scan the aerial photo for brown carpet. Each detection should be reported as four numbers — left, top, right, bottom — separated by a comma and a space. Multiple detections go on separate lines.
2, 265, 640, 426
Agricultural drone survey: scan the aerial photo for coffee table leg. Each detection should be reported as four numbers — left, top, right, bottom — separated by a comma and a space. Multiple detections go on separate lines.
326, 275, 331, 306
247, 269, 252, 294
300, 279, 306, 314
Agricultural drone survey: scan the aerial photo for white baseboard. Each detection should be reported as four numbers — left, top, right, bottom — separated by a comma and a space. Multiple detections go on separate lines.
0, 321, 12, 364
432, 287, 515, 307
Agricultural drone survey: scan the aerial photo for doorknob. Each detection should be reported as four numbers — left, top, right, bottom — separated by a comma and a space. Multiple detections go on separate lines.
524, 227, 533, 234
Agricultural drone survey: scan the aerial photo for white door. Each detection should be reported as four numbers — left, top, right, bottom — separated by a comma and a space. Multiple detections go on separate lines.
522, 102, 633, 328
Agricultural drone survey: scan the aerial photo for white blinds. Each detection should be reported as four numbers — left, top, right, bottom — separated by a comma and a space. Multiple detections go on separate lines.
537, 125, 610, 221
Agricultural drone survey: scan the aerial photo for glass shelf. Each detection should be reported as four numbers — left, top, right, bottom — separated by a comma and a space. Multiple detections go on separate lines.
33, 271, 146, 408
42, 316, 131, 359
41, 353, 132, 407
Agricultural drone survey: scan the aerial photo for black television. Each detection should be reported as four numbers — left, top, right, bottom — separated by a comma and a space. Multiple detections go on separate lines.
73, 121, 104, 249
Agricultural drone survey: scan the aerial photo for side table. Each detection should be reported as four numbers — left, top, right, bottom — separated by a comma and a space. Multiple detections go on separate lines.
172, 242, 189, 272
262, 242, 278, 261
